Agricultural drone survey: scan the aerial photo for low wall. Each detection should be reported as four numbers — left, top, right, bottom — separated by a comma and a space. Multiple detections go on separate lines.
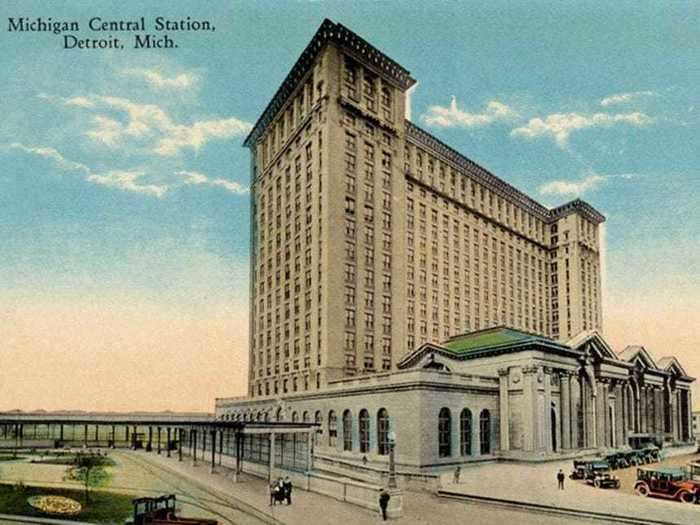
181, 450, 403, 518
313, 454, 441, 492
308, 473, 402, 518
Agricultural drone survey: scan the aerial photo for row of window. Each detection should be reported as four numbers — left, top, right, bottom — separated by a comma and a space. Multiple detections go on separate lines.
438, 408, 492, 457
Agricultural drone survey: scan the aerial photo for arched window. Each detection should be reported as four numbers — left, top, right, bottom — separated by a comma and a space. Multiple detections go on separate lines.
328, 410, 337, 446
303, 411, 310, 423
460, 409, 472, 456
438, 407, 451, 457
377, 408, 390, 455
315, 410, 322, 425
276, 407, 283, 422
264, 412, 270, 422
342, 410, 353, 451
359, 409, 370, 453
292, 411, 298, 423
480, 409, 490, 455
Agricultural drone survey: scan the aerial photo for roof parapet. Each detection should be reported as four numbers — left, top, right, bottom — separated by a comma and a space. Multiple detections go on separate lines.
244, 18, 416, 149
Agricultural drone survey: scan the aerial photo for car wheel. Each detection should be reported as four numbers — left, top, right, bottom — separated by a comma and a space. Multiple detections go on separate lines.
679, 491, 694, 504
594, 479, 600, 488
636, 484, 649, 496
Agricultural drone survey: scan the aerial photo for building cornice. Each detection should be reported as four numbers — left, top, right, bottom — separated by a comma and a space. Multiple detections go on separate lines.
244, 19, 416, 148
405, 121, 606, 225
549, 199, 606, 225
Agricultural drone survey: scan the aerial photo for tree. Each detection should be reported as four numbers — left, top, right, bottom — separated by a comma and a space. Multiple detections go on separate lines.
64, 452, 112, 504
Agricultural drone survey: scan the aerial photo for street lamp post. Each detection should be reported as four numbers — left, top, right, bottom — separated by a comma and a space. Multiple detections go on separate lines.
388, 430, 397, 489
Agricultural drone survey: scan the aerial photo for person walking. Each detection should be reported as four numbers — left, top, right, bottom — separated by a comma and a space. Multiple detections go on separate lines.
454, 466, 461, 484
283, 476, 293, 505
379, 488, 390, 521
270, 477, 283, 505
557, 469, 565, 490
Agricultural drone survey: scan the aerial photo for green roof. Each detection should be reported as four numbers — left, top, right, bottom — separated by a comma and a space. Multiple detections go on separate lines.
442, 327, 556, 354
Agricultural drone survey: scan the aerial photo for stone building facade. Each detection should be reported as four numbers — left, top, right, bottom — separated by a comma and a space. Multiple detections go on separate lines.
243, 19, 604, 399
221, 19, 694, 468
217, 327, 694, 470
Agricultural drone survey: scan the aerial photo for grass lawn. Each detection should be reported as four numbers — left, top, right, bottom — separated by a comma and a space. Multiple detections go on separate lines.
0, 483, 133, 524
0, 455, 26, 462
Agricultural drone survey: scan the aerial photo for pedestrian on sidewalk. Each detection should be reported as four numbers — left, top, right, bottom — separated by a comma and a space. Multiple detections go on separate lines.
270, 477, 283, 505
454, 466, 461, 484
379, 488, 390, 521
283, 476, 293, 505
557, 469, 565, 490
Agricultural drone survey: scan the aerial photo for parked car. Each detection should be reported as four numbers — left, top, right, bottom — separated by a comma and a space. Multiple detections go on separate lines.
570, 460, 588, 480
584, 462, 620, 489
640, 447, 660, 464
605, 452, 629, 470
625, 450, 645, 467
635, 467, 700, 503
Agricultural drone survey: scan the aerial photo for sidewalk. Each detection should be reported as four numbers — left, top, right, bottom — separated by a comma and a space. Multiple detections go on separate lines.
439, 454, 700, 525
132, 451, 588, 525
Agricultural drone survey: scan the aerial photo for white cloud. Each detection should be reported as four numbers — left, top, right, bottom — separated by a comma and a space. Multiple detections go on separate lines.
210, 178, 249, 194
7, 142, 90, 173
87, 170, 168, 198
59, 95, 252, 156
64, 96, 96, 108
539, 174, 606, 197
176, 170, 249, 194
539, 172, 641, 197
177, 170, 209, 185
422, 97, 517, 128
86, 115, 125, 147
156, 117, 252, 156
511, 111, 654, 148
122, 68, 197, 90
600, 91, 656, 107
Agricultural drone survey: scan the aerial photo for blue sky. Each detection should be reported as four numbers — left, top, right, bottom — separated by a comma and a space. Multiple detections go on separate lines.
1, 1, 698, 411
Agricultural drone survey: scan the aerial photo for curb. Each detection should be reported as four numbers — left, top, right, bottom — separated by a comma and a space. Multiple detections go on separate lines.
437, 490, 687, 525
0, 514, 98, 525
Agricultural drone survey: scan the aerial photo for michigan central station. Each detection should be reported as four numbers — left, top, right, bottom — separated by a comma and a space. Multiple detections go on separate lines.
214, 19, 694, 475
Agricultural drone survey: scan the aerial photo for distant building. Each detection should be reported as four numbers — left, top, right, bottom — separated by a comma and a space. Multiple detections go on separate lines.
217, 20, 694, 469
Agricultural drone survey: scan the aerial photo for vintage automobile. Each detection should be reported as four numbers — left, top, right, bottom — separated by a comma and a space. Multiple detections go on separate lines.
634, 467, 700, 503
624, 449, 646, 466
640, 447, 661, 464
604, 452, 629, 470
583, 461, 621, 488
127, 495, 218, 525
689, 461, 700, 481
570, 459, 588, 479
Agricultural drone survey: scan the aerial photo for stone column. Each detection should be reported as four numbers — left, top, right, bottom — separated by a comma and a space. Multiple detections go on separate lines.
472, 410, 481, 457
688, 390, 694, 441
660, 388, 666, 435
521, 366, 536, 451
641, 385, 650, 433
615, 383, 624, 448
498, 368, 510, 453
588, 381, 598, 449
671, 390, 679, 442
561, 372, 571, 450
571, 375, 580, 449
451, 407, 461, 458
596, 381, 606, 449
544, 368, 553, 453
269, 432, 275, 482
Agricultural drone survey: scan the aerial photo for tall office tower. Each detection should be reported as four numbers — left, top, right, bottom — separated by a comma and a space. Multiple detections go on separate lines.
243, 20, 604, 398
